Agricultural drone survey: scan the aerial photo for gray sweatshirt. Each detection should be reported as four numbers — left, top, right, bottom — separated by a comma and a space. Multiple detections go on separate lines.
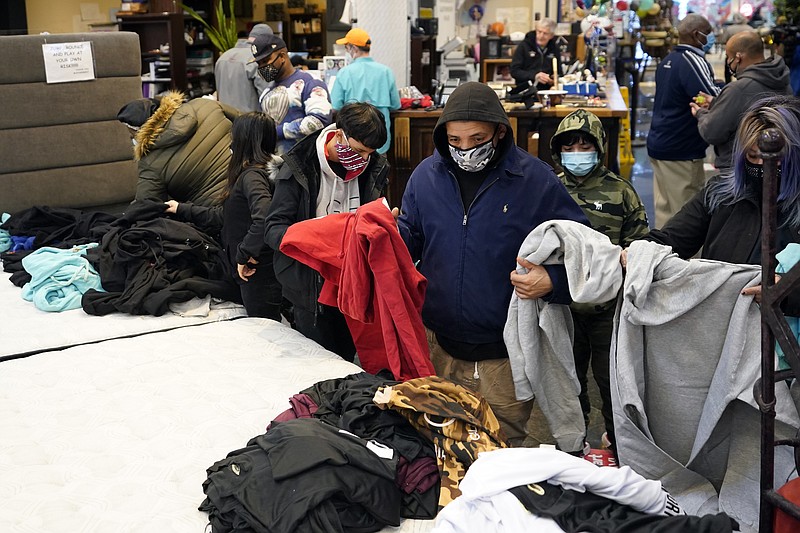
504, 220, 623, 453
612, 240, 800, 531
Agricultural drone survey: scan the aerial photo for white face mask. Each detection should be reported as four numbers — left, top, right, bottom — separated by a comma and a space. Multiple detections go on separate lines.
561, 151, 598, 176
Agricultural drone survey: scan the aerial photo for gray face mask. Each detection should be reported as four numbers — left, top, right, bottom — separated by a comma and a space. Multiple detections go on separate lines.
447, 127, 498, 172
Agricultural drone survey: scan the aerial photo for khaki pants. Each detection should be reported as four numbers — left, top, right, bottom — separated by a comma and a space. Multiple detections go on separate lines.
426, 329, 534, 447
650, 157, 706, 229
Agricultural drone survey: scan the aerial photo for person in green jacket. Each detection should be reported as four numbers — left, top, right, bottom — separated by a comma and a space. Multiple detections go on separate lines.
117, 91, 240, 206
550, 109, 650, 451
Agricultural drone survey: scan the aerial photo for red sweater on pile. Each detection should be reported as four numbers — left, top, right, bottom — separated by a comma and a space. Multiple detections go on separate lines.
280, 198, 435, 381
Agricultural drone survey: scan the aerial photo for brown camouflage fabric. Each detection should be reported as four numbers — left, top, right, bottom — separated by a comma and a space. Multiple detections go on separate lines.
372, 375, 508, 508
551, 109, 650, 314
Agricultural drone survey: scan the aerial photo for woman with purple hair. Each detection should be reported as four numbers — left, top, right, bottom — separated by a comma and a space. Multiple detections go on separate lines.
625, 95, 800, 312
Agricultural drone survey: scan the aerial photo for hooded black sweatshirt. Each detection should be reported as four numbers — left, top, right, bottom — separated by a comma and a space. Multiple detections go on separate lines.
695, 55, 792, 169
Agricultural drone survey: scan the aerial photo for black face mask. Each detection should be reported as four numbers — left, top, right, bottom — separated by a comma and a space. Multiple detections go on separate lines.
745, 160, 763, 181
745, 159, 782, 185
258, 58, 284, 82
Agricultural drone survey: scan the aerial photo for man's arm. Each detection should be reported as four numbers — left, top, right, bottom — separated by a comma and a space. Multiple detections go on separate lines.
512, 171, 590, 303
682, 53, 721, 97
329, 68, 345, 110
510, 42, 537, 83
280, 80, 333, 142
694, 86, 739, 146
388, 70, 401, 111
395, 175, 424, 262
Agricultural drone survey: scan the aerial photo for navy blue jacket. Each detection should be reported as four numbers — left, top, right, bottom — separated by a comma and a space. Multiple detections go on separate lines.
647, 45, 720, 161
398, 136, 588, 347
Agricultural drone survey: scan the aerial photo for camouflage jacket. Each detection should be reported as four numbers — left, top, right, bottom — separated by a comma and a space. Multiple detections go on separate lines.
550, 109, 650, 314
373, 375, 508, 509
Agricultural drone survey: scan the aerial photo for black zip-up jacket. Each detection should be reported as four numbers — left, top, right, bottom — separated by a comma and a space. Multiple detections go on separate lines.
263, 128, 389, 312
510, 31, 561, 90
200, 418, 402, 533
645, 177, 800, 315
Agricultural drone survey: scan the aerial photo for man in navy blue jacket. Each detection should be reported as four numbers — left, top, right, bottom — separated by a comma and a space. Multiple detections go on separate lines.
646, 14, 720, 228
393, 82, 588, 449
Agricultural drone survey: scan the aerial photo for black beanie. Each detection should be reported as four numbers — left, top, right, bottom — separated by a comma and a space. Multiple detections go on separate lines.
116, 98, 159, 129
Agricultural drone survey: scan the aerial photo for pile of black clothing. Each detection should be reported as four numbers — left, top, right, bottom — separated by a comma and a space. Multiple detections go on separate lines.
0, 202, 239, 315
200, 372, 441, 533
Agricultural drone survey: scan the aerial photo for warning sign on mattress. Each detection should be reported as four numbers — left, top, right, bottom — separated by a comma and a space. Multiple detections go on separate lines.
42, 41, 96, 83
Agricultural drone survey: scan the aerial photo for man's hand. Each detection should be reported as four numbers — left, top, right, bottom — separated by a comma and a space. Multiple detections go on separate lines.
391, 207, 401, 220
237, 258, 258, 282
535, 72, 553, 85
694, 91, 713, 107
620, 248, 628, 270
510, 257, 553, 299
164, 200, 179, 214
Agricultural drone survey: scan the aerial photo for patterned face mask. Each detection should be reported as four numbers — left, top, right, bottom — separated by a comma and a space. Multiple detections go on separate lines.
258, 57, 284, 82
744, 160, 781, 183
447, 126, 498, 172
335, 131, 370, 181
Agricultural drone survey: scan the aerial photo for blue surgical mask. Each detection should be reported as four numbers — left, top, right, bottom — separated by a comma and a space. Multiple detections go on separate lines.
699, 31, 715, 54
561, 151, 598, 177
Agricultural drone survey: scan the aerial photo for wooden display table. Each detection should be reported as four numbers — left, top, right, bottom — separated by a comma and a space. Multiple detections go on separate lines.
387, 79, 628, 208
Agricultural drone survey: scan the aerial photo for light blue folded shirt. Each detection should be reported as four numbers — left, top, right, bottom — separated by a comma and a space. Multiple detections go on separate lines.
21, 244, 104, 312
0, 213, 11, 253
776, 243, 800, 370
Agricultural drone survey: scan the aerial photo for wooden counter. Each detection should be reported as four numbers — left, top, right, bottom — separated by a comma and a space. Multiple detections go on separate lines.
387, 79, 629, 207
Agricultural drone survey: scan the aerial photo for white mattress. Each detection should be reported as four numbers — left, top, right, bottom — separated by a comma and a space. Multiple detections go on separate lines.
0, 318, 435, 532
0, 272, 247, 360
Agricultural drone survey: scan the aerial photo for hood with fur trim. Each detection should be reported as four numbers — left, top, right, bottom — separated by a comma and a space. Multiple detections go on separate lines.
133, 91, 186, 161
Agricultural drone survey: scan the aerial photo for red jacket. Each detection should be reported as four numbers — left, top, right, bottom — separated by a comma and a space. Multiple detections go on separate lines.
280, 199, 435, 381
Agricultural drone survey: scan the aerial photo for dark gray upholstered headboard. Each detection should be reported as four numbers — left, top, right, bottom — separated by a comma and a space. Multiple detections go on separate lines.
0, 32, 143, 214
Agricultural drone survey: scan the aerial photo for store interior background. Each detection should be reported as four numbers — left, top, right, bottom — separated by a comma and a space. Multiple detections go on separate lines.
5, 0, 740, 231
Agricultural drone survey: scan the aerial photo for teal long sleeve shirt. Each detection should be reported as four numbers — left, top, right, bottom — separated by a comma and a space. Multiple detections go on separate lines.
330, 56, 401, 154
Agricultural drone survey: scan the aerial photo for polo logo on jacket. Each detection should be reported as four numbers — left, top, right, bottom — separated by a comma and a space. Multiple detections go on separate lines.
594, 201, 603, 211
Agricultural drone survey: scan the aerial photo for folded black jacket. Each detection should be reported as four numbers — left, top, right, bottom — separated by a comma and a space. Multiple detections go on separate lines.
200, 418, 402, 533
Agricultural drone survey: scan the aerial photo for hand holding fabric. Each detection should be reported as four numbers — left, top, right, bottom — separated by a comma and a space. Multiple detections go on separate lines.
510, 257, 553, 299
